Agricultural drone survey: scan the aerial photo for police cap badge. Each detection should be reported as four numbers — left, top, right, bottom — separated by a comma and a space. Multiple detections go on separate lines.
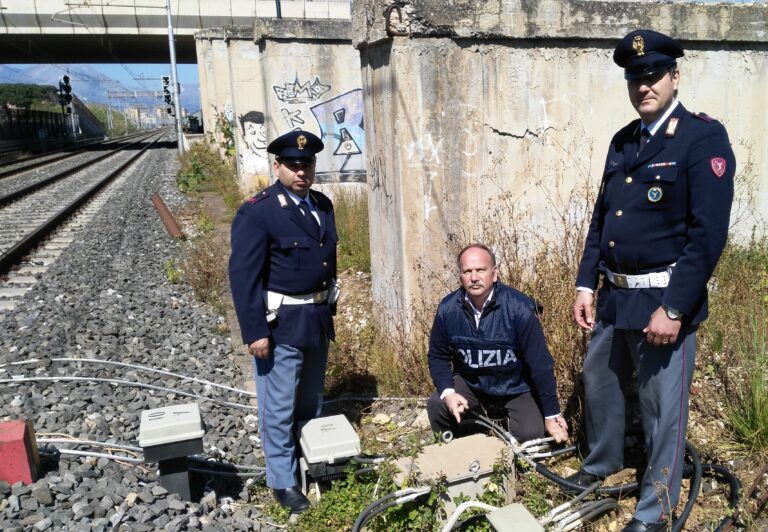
614, 29, 684, 80
267, 130, 324, 164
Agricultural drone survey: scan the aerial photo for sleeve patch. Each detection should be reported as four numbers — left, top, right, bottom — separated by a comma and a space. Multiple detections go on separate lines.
692, 111, 713, 123
710, 157, 727, 178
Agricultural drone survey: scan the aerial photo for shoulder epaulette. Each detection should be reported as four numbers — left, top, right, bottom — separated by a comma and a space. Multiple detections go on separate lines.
246, 189, 270, 204
692, 111, 714, 123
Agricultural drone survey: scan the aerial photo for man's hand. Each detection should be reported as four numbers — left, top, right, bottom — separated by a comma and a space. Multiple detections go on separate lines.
248, 337, 270, 359
544, 415, 570, 444
643, 307, 682, 346
573, 291, 595, 330
443, 392, 470, 423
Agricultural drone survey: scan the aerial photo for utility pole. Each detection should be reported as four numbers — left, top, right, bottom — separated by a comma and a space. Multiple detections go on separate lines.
106, 95, 114, 132
166, 0, 184, 154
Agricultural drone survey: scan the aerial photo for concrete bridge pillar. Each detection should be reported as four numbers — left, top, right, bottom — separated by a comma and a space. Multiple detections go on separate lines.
195, 20, 367, 193
351, 0, 768, 328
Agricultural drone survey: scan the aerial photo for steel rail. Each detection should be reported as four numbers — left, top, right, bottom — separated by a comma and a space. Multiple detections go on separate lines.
0, 131, 164, 275
0, 131, 159, 205
0, 130, 158, 180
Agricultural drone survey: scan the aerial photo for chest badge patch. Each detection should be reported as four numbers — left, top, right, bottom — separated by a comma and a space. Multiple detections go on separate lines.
648, 186, 663, 203
710, 157, 727, 178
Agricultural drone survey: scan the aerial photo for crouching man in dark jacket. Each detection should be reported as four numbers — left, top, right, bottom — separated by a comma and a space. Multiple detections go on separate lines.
426, 243, 569, 444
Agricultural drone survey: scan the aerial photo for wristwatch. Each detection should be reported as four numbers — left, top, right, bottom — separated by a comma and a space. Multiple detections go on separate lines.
662, 305, 683, 321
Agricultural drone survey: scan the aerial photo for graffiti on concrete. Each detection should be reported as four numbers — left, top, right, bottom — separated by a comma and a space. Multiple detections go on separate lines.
273, 76, 331, 104
270, 73, 366, 180
237, 110, 269, 176
310, 89, 365, 175
281, 108, 305, 129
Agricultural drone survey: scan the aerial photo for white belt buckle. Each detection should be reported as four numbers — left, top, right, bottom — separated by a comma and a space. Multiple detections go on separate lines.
313, 291, 325, 303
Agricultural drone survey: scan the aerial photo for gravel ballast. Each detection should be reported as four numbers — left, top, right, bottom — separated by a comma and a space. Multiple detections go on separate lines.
0, 141, 271, 531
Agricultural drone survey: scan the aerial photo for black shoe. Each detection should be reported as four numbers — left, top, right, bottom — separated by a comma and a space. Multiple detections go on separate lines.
622, 518, 668, 532
273, 487, 310, 513
563, 469, 601, 493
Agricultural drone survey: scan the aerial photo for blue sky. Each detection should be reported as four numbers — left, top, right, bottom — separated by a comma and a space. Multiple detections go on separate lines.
88, 63, 199, 87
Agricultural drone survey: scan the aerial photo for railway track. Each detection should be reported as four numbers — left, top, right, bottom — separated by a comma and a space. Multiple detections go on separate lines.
0, 131, 166, 309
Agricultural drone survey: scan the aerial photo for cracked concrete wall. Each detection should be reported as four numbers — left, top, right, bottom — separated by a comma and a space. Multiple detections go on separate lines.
354, 0, 768, 323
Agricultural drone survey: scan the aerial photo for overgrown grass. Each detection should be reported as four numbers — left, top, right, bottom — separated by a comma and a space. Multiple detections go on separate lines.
334, 188, 370, 273
705, 238, 768, 453
177, 141, 242, 213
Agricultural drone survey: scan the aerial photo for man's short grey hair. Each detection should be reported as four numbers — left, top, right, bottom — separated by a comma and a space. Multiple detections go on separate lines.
456, 243, 497, 271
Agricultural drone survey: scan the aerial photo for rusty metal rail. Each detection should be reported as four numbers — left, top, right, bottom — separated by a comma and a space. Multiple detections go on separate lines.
151, 192, 185, 239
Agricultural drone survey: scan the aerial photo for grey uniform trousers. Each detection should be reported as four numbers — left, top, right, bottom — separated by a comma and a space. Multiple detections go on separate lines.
580, 321, 696, 524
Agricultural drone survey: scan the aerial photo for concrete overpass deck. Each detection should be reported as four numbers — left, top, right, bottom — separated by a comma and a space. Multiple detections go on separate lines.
0, 0, 350, 63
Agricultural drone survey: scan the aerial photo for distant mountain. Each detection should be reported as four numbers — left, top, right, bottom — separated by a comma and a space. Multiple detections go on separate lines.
0, 64, 200, 112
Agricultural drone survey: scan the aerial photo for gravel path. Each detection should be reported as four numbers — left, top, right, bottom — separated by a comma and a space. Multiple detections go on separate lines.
0, 141, 273, 531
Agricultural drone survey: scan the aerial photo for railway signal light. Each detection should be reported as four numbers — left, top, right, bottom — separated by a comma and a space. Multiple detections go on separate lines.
59, 75, 73, 105
162, 75, 173, 105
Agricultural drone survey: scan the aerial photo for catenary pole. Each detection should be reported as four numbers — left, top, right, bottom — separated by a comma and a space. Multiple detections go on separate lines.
166, 0, 185, 154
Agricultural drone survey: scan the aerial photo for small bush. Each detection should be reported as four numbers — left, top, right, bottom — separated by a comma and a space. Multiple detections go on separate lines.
176, 157, 205, 194
177, 142, 242, 214
180, 235, 229, 312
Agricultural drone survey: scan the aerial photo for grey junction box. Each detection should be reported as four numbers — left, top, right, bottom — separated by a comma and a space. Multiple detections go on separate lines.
139, 402, 205, 501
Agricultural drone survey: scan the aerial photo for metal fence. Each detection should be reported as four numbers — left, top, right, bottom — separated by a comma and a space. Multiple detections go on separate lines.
0, 107, 66, 141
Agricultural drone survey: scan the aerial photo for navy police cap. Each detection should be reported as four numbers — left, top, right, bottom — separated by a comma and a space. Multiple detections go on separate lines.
267, 130, 324, 163
614, 29, 684, 80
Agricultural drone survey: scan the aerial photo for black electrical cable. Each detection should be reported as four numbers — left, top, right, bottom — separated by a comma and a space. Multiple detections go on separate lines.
466, 410, 724, 531
351, 489, 431, 532
700, 463, 741, 532
352, 491, 402, 532
673, 441, 702, 532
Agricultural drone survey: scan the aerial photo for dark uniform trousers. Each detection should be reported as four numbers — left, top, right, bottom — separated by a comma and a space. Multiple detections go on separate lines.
426, 374, 545, 443
575, 102, 734, 524
229, 181, 338, 490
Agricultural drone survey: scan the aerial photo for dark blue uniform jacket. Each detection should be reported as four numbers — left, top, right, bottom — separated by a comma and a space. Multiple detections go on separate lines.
576, 103, 735, 328
427, 282, 560, 417
229, 181, 338, 347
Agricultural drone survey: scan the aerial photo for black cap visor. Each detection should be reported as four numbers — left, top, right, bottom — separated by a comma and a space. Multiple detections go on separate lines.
276, 155, 316, 166
624, 59, 677, 80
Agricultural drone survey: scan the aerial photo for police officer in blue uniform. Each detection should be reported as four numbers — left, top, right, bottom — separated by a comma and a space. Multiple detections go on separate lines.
229, 130, 338, 513
568, 30, 735, 532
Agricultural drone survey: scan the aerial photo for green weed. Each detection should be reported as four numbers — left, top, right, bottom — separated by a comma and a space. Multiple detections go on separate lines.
196, 211, 215, 235
163, 258, 181, 284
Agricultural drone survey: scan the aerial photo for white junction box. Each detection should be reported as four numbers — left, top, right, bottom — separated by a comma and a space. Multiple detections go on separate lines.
139, 403, 205, 450
139, 402, 205, 501
299, 415, 361, 490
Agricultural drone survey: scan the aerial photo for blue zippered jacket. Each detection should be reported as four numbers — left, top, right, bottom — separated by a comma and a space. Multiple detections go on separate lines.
427, 282, 561, 417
